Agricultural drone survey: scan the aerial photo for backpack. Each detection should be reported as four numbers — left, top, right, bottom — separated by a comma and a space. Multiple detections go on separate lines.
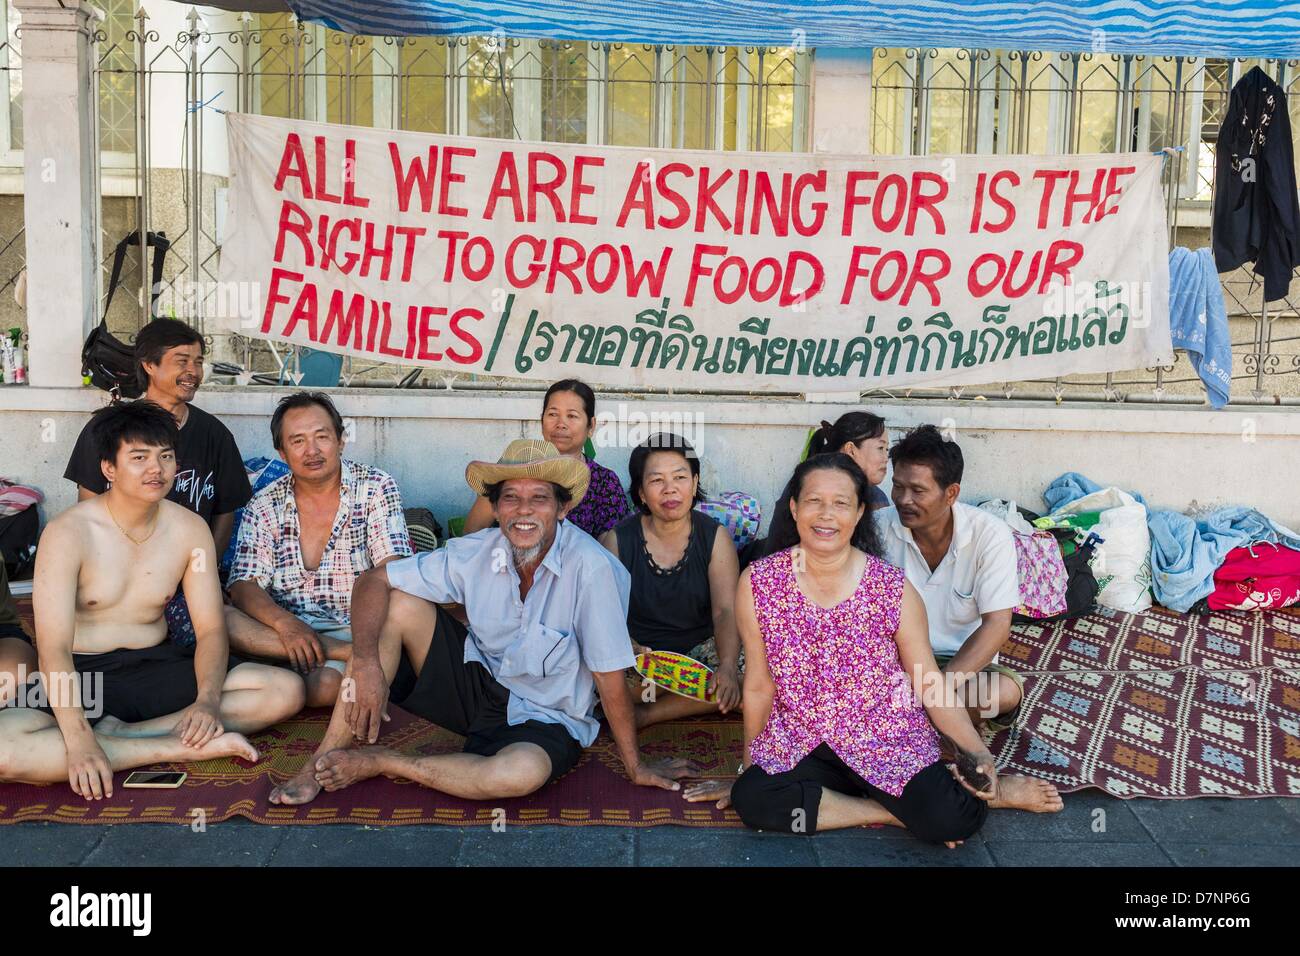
0, 506, 39, 580
80, 231, 170, 398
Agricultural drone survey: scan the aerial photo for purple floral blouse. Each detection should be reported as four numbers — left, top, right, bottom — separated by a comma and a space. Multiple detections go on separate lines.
748, 547, 941, 797
564, 457, 631, 538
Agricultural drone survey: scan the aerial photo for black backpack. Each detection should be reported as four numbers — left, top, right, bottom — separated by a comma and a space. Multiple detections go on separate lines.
80, 230, 170, 398
0, 506, 39, 580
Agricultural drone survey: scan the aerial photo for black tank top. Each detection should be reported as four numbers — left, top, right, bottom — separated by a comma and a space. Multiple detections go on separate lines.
613, 510, 719, 655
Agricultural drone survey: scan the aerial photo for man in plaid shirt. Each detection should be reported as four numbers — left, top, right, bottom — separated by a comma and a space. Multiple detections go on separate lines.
226, 393, 412, 707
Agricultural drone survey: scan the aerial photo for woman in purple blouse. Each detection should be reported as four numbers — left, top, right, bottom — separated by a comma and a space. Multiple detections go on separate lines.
686, 454, 995, 846
464, 379, 631, 539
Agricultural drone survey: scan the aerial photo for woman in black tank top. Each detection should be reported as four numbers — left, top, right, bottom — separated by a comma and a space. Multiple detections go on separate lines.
599, 434, 743, 730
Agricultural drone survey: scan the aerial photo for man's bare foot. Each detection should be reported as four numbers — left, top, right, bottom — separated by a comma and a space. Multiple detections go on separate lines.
313, 746, 391, 792
192, 732, 259, 763
989, 775, 1063, 813
269, 763, 324, 805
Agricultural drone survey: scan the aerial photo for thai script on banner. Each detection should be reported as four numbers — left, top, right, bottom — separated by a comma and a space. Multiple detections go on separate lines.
218, 113, 1172, 391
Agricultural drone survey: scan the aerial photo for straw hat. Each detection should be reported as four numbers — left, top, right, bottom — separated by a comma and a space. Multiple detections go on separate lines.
465, 439, 590, 505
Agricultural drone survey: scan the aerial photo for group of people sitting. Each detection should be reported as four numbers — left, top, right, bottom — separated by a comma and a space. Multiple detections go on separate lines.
0, 318, 1062, 846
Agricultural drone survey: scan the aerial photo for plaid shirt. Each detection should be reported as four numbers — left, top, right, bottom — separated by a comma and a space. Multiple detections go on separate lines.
228, 459, 412, 625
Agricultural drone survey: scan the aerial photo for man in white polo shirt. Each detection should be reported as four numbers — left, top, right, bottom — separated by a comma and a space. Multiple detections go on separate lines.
878, 424, 1062, 815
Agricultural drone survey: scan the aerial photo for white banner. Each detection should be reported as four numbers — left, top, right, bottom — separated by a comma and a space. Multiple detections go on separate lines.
218, 113, 1172, 391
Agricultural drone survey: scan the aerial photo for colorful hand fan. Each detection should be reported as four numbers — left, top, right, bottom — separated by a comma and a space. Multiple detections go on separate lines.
634, 650, 717, 703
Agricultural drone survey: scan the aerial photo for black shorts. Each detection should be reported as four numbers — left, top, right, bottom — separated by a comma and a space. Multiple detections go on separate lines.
0, 622, 31, 646
16, 642, 243, 726
390, 605, 582, 785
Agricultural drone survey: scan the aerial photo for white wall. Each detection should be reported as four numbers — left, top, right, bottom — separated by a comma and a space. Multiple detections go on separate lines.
2, 386, 1298, 533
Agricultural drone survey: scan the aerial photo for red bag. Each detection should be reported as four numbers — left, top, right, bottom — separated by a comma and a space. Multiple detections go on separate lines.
1207, 542, 1300, 610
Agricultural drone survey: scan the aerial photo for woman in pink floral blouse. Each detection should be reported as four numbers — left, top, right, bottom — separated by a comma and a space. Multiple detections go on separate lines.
686, 454, 995, 845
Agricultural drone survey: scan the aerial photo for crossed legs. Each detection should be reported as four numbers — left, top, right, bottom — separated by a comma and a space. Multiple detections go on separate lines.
224, 606, 350, 707
0, 662, 303, 788
269, 592, 553, 806
0, 636, 38, 707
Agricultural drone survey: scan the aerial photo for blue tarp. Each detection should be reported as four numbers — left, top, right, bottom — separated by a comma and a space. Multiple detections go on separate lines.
288, 1, 1300, 59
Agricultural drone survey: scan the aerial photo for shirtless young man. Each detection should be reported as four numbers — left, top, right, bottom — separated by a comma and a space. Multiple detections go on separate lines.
0, 402, 305, 800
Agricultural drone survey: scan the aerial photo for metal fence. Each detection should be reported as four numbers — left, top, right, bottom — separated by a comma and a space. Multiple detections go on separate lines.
89, 8, 812, 390
869, 49, 1300, 404
82, 6, 1300, 404
0, 10, 24, 333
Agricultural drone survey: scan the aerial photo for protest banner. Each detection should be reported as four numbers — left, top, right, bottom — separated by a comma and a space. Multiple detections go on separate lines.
218, 112, 1172, 391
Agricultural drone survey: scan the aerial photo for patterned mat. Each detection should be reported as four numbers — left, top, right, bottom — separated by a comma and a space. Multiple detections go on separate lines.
992, 606, 1300, 798
0, 706, 744, 827
2, 601, 1297, 824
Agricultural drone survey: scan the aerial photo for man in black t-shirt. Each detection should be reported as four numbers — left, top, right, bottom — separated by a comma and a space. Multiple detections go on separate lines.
64, 319, 252, 644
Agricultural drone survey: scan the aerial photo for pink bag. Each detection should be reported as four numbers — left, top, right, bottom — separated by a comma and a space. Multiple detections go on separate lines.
1207, 543, 1300, 610
1012, 529, 1069, 619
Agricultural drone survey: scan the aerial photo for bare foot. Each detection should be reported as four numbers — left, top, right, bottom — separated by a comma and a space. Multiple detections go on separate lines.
989, 775, 1063, 813
269, 763, 324, 805
319, 634, 353, 663
192, 732, 259, 763
313, 746, 390, 792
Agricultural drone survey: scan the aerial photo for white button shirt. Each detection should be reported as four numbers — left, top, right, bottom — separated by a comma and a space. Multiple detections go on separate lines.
385, 520, 634, 746
877, 501, 1019, 657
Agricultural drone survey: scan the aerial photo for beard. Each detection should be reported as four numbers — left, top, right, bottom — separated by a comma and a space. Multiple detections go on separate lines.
502, 516, 551, 569
510, 541, 544, 569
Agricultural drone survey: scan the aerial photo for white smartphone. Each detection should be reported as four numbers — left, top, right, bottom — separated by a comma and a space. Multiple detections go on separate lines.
122, 771, 187, 789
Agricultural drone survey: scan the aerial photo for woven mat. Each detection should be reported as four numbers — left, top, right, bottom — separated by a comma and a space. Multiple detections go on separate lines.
2, 599, 1297, 824
991, 605, 1300, 798
0, 706, 744, 826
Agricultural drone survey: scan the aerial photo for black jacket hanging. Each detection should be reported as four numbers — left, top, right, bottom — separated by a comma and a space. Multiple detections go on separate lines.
1212, 66, 1300, 303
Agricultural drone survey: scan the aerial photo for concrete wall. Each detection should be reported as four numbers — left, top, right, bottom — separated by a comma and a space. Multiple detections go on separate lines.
2, 386, 1298, 534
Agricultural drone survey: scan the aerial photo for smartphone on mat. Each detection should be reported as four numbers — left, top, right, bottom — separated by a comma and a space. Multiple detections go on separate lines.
122, 771, 187, 789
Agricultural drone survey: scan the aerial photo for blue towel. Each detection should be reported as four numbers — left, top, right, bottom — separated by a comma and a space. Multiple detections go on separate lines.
1168, 247, 1232, 409
1043, 472, 1300, 612
1148, 508, 1300, 612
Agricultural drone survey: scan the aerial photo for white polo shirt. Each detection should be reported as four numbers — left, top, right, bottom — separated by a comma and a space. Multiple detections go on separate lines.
877, 501, 1019, 657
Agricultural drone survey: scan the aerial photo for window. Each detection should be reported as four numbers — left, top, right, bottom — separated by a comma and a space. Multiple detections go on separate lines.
1, 0, 19, 160
248, 24, 811, 152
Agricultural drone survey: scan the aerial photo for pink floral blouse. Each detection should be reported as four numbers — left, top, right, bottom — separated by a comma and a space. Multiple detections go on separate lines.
748, 548, 941, 797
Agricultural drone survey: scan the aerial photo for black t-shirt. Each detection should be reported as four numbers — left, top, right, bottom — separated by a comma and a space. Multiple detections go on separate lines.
613, 510, 720, 655
64, 402, 252, 526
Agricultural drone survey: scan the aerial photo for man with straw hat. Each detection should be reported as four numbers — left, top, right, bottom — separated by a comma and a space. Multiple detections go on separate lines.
269, 439, 693, 805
